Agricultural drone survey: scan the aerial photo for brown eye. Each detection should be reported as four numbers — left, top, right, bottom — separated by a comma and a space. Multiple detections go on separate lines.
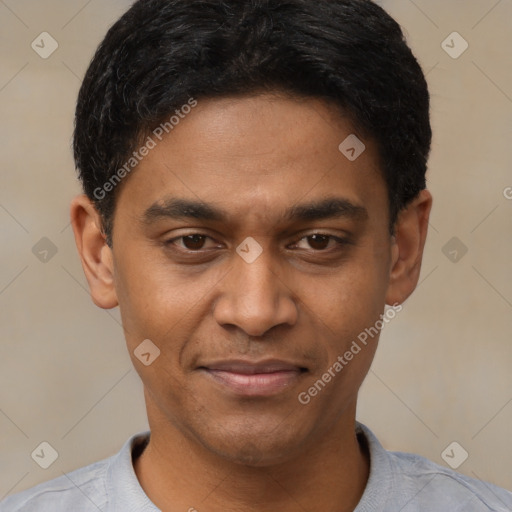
166, 233, 222, 254
292, 234, 348, 252
180, 234, 207, 250
306, 234, 331, 250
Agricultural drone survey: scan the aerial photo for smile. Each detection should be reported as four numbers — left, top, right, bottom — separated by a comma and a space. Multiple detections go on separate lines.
199, 360, 308, 397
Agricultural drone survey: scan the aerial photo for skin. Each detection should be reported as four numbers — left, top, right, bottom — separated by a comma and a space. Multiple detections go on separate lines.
71, 93, 432, 512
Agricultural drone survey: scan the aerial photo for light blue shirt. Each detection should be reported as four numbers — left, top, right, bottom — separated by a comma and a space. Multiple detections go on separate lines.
2, 422, 511, 511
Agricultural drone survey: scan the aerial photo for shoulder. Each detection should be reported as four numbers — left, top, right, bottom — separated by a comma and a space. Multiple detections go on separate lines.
0, 432, 152, 512
0, 458, 110, 512
388, 449, 512, 511
356, 423, 512, 512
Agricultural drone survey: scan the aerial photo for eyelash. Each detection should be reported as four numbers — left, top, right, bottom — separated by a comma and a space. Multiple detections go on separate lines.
165, 233, 350, 254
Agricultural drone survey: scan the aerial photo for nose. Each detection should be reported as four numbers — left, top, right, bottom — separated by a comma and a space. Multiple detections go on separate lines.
213, 249, 298, 337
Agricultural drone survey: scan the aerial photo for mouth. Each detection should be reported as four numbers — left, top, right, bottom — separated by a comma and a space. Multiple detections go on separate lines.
198, 360, 308, 397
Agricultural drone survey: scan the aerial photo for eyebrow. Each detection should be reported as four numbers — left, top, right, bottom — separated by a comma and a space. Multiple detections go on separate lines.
142, 196, 368, 225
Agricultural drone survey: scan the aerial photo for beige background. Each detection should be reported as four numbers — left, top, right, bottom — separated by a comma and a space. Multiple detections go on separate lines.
1, 0, 511, 500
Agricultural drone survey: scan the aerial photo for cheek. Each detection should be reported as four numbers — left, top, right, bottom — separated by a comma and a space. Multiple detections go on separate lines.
318, 259, 388, 334
304, 251, 389, 390
113, 261, 200, 410
113, 250, 200, 341
297, 268, 385, 421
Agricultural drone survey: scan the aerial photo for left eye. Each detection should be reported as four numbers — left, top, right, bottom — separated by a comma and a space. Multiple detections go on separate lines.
293, 234, 342, 251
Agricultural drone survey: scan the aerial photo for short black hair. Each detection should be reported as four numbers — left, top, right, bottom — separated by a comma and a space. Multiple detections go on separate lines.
73, 0, 431, 246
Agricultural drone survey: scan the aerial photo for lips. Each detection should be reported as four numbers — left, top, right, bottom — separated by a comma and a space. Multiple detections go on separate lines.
199, 360, 307, 397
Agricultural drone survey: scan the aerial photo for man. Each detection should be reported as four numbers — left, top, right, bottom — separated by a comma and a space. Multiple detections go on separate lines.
2, 0, 511, 510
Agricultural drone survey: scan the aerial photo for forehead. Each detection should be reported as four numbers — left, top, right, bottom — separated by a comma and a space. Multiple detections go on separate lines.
115, 93, 387, 227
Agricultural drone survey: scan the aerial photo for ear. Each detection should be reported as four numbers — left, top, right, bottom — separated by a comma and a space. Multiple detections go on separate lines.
70, 194, 118, 309
385, 189, 433, 305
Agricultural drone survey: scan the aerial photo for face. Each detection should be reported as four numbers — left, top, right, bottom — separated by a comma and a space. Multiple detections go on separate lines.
73, 93, 429, 466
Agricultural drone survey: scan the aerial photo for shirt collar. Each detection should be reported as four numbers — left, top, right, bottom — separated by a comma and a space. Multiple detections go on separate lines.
106, 431, 160, 512
104, 422, 390, 512
354, 422, 394, 511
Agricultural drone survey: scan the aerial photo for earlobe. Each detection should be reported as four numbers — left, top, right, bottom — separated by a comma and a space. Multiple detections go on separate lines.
385, 189, 432, 306
70, 194, 119, 309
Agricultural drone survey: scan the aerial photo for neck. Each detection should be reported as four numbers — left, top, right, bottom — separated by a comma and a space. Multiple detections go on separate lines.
134, 403, 370, 512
